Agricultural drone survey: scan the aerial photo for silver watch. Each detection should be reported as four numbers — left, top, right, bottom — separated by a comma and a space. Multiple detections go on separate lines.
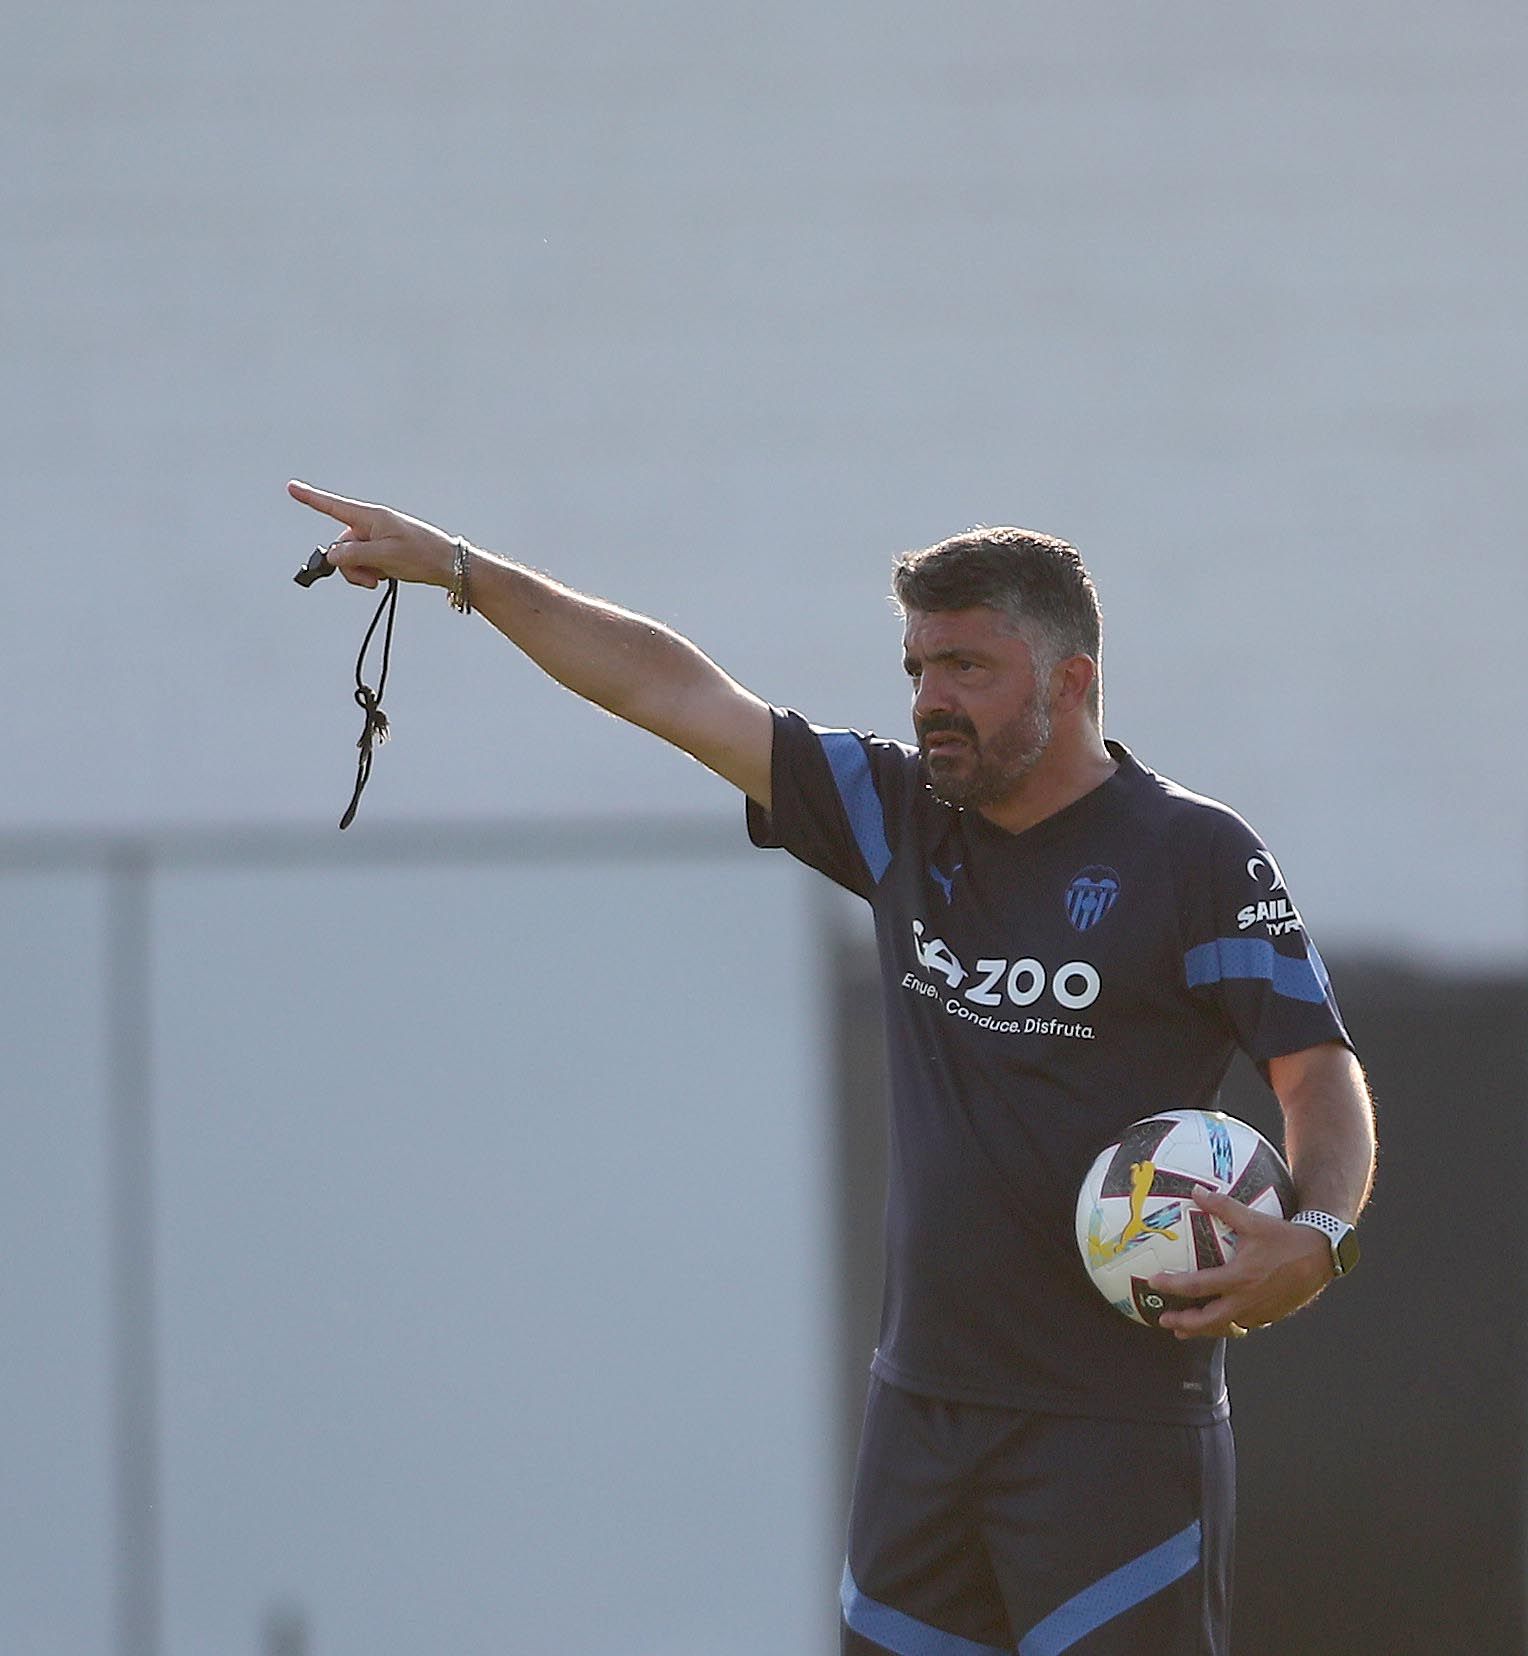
1291, 1210, 1359, 1276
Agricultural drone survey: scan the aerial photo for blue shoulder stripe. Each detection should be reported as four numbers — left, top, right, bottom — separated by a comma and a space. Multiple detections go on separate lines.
1183, 936, 1329, 1005
840, 1562, 1008, 1656
813, 728, 893, 884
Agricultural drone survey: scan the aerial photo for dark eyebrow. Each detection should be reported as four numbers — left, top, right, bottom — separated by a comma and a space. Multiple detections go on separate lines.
903, 645, 992, 675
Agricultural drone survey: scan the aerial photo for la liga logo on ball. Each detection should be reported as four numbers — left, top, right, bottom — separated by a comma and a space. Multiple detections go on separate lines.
1075, 1109, 1295, 1327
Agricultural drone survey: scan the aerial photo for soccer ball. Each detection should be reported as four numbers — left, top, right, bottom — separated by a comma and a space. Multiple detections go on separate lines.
1075, 1109, 1296, 1327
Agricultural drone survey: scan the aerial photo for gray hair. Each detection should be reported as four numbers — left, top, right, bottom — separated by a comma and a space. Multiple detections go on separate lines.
891, 527, 1104, 722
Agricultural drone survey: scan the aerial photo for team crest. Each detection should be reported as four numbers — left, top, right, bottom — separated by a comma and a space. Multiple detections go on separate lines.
1065, 866, 1121, 932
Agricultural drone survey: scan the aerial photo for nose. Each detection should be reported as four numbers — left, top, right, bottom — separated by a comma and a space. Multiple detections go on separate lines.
913, 666, 954, 724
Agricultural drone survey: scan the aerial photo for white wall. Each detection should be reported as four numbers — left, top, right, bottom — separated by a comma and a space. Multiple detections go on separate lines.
0, 846, 836, 1656
4, 2, 1524, 962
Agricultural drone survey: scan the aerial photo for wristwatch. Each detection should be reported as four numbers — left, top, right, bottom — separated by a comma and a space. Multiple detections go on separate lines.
1291, 1210, 1360, 1276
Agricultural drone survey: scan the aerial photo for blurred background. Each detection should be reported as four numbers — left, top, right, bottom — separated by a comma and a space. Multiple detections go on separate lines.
2, 2, 1524, 1652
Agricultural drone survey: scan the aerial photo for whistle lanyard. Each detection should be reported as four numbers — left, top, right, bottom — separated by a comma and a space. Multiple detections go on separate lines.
338, 578, 398, 830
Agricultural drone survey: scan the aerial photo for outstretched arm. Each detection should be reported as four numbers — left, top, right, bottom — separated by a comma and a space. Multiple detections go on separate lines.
1151, 1041, 1376, 1339
289, 481, 774, 808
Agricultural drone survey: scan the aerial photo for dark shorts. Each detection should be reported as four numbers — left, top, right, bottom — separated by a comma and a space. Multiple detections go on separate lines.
841, 1377, 1234, 1656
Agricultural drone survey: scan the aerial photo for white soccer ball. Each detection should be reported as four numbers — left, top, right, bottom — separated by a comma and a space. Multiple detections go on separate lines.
1075, 1109, 1296, 1327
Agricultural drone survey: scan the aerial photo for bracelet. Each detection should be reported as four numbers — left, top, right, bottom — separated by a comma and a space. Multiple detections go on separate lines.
448, 537, 474, 615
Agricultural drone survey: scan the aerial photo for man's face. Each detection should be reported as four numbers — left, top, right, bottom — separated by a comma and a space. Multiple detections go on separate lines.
902, 607, 1055, 809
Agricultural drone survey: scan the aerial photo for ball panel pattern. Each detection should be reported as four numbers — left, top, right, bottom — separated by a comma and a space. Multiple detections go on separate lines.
1074, 1109, 1295, 1327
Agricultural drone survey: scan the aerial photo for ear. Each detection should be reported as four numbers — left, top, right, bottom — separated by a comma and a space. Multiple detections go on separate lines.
1050, 654, 1097, 717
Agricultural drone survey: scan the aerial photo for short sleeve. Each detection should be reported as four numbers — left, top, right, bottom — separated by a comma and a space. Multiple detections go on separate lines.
744, 708, 916, 901
1176, 809, 1353, 1064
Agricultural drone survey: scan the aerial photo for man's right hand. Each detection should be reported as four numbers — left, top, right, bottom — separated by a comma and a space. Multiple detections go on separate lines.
285, 478, 775, 808
288, 480, 457, 591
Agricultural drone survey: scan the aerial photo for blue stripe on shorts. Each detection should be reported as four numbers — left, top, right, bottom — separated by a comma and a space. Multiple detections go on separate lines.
1016, 1519, 1202, 1656
841, 1561, 1010, 1656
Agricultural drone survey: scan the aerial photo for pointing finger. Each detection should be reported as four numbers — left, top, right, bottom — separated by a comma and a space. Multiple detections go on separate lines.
288, 479, 382, 531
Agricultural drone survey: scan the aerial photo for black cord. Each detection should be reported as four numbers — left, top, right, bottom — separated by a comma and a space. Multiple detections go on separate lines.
338, 578, 398, 829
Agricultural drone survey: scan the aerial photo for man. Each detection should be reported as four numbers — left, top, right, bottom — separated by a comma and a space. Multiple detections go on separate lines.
287, 482, 1376, 1655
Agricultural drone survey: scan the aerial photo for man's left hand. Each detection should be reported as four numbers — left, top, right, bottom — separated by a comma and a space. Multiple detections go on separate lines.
1149, 1185, 1333, 1340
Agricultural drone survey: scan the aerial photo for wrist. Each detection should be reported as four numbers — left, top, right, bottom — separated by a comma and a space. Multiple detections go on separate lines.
427, 533, 459, 589
1291, 1210, 1360, 1277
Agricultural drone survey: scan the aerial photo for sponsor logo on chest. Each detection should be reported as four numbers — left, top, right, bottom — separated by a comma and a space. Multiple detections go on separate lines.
903, 918, 1100, 1039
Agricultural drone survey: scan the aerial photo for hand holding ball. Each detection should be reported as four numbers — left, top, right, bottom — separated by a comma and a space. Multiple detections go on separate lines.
1075, 1110, 1295, 1327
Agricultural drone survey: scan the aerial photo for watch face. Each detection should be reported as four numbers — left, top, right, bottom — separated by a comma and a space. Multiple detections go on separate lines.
1335, 1228, 1360, 1275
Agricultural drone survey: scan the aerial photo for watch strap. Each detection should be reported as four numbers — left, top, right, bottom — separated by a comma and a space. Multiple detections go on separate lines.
1291, 1209, 1358, 1275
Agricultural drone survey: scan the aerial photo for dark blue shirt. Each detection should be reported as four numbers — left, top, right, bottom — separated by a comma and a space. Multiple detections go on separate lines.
747, 711, 1351, 1424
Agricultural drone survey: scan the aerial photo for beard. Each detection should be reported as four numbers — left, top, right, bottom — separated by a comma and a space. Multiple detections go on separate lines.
918, 688, 1054, 808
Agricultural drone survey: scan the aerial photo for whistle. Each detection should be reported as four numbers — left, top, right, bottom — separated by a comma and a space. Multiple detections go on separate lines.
294, 548, 337, 587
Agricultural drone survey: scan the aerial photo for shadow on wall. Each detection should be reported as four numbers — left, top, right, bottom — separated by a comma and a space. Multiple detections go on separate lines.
832, 948, 1527, 1656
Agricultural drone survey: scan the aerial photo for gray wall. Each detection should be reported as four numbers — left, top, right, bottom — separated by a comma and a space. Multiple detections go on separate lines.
1, 841, 835, 1655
